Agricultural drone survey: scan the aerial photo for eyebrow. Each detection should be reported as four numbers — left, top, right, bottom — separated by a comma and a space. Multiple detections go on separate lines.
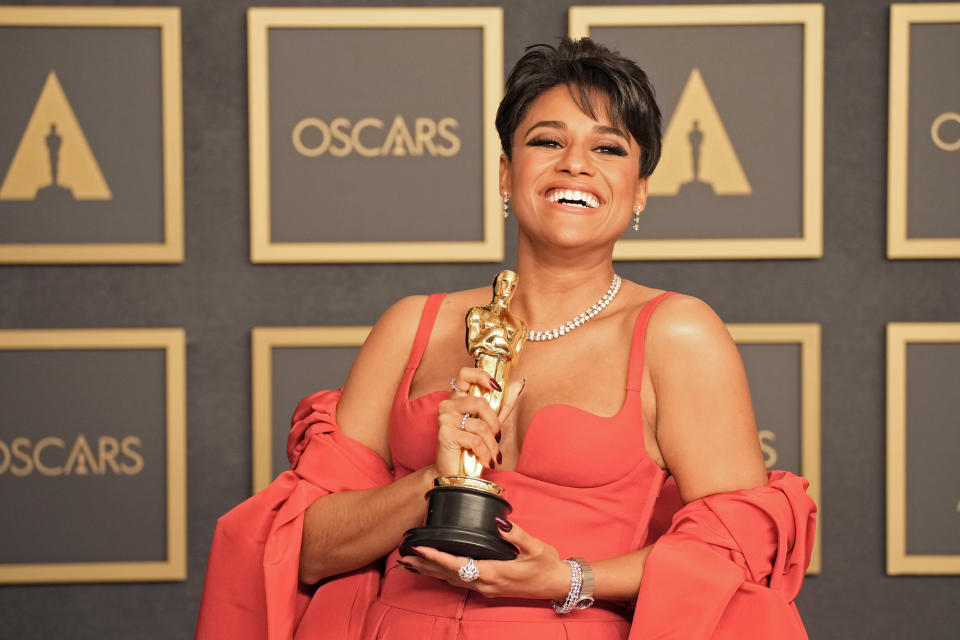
524, 120, 629, 142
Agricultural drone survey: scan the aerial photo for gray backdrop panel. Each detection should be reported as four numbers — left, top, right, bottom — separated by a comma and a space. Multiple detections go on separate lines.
739, 343, 802, 474
0, 0, 959, 638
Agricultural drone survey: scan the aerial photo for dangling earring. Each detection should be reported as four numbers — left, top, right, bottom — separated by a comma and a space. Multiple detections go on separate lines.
503, 192, 511, 218
632, 204, 642, 230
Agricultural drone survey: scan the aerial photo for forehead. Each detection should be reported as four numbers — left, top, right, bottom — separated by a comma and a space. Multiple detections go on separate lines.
520, 84, 616, 128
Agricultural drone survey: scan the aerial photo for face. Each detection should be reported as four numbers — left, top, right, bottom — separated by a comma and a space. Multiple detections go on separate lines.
500, 84, 648, 250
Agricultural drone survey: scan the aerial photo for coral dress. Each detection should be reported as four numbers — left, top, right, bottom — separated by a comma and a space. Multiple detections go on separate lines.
362, 292, 673, 639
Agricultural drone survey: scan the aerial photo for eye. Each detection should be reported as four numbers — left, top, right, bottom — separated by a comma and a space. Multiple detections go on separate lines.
595, 144, 628, 156
526, 137, 562, 149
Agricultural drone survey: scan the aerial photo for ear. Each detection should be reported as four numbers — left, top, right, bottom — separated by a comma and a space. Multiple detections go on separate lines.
633, 176, 649, 213
499, 153, 512, 197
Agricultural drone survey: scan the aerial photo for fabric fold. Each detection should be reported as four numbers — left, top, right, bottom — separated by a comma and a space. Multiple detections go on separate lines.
630, 471, 816, 639
195, 389, 394, 640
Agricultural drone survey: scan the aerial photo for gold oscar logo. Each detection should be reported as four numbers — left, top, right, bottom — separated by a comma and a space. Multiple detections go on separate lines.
0, 435, 144, 477
0, 71, 111, 201
758, 429, 778, 469
648, 68, 751, 197
292, 115, 461, 158
931, 112, 960, 152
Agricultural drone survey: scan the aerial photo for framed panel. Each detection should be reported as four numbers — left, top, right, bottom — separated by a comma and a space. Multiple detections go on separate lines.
0, 7, 183, 263
0, 329, 186, 583
728, 323, 821, 573
887, 323, 960, 574
570, 5, 824, 260
248, 8, 503, 263
888, 4, 960, 258
252, 326, 370, 492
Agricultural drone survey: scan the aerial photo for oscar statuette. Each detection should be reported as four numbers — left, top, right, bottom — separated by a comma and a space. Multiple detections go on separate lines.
400, 270, 527, 560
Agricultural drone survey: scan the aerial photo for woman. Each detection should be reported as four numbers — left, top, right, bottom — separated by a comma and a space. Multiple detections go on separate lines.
196, 38, 815, 640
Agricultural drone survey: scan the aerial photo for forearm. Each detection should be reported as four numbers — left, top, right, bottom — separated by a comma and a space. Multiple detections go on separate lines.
588, 545, 653, 602
299, 464, 437, 584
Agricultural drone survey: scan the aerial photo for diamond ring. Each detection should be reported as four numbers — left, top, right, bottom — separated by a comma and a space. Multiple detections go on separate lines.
450, 378, 466, 393
459, 413, 470, 430
458, 558, 479, 582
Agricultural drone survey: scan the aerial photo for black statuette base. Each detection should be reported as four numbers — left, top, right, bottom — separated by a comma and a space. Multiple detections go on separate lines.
399, 484, 518, 561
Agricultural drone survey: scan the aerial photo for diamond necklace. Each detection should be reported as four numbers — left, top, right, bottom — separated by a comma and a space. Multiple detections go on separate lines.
526, 274, 622, 342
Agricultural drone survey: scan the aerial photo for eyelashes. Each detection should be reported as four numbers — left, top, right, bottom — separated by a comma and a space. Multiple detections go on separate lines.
525, 137, 628, 157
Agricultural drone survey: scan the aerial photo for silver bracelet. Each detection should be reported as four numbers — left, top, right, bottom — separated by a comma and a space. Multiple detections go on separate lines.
552, 559, 583, 614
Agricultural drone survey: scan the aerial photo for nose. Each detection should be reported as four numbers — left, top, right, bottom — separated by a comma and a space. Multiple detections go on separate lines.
556, 141, 594, 176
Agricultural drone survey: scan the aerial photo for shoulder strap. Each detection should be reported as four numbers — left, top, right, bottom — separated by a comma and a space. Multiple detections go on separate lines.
405, 293, 446, 370
626, 292, 676, 391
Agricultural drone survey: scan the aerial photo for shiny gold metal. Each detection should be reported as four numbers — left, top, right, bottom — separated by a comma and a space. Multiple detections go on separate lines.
458, 270, 527, 478
435, 475, 504, 495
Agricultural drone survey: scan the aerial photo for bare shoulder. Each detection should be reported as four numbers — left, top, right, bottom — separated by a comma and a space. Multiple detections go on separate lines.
644, 293, 733, 361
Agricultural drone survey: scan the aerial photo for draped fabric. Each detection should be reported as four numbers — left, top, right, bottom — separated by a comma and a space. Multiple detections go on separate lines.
195, 388, 816, 639
194, 389, 393, 640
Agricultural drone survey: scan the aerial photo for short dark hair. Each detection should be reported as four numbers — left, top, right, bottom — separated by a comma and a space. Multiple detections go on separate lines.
495, 38, 662, 178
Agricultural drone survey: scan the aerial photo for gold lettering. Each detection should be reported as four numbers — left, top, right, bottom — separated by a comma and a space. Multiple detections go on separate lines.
64, 434, 99, 475
758, 429, 778, 469
435, 117, 461, 157
328, 117, 351, 158
120, 436, 144, 475
381, 115, 418, 156
0, 439, 9, 475
292, 117, 331, 157
11, 437, 34, 477
415, 117, 439, 156
98, 436, 121, 474
931, 112, 960, 152
33, 436, 65, 476
351, 117, 384, 158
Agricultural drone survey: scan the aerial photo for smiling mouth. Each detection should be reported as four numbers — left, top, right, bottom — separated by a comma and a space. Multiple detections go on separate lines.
544, 188, 600, 209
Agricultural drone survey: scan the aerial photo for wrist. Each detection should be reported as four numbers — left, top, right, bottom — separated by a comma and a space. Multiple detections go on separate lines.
550, 559, 572, 600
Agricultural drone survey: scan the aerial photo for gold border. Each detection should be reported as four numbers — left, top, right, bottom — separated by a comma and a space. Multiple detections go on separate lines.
727, 323, 822, 573
569, 4, 824, 260
248, 7, 503, 263
887, 4, 960, 259
886, 323, 960, 574
251, 326, 371, 492
0, 328, 186, 583
0, 7, 184, 264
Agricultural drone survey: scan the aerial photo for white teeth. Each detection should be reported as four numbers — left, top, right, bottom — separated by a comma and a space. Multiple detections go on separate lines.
545, 189, 599, 208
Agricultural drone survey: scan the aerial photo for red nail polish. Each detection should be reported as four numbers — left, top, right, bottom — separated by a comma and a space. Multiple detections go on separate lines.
495, 431, 501, 443
489, 459, 496, 469
409, 547, 425, 558
497, 451, 503, 465
495, 516, 513, 532
489, 378, 502, 391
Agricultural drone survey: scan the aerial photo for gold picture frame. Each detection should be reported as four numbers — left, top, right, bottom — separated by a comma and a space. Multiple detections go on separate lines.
886, 323, 960, 574
728, 323, 822, 573
248, 7, 504, 263
0, 328, 186, 583
887, 4, 960, 258
252, 326, 371, 492
569, 4, 824, 260
0, 7, 183, 264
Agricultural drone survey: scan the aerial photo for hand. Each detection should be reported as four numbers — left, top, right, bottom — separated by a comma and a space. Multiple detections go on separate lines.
435, 368, 522, 477
399, 519, 570, 601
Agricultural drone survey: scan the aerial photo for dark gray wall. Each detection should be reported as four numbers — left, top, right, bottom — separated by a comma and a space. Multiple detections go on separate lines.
1, 0, 958, 638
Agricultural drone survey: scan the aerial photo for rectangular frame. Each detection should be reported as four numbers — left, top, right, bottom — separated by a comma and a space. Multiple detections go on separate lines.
728, 323, 822, 573
887, 4, 960, 258
0, 328, 186, 583
252, 326, 371, 493
0, 7, 183, 263
569, 4, 824, 260
886, 323, 960, 574
248, 7, 503, 263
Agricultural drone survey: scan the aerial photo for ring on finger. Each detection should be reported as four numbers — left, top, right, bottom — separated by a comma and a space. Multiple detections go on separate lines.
458, 558, 480, 582
459, 413, 470, 430
450, 378, 466, 393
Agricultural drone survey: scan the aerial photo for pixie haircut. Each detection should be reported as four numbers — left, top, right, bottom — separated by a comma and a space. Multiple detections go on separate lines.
495, 38, 662, 178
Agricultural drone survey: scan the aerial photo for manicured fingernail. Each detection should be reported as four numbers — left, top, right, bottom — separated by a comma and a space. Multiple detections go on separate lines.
497, 451, 503, 465
495, 516, 513, 532
409, 547, 425, 558
495, 431, 501, 443
489, 378, 502, 391
489, 459, 496, 469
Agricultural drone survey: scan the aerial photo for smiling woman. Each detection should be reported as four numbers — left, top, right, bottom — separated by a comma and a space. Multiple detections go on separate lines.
196, 38, 816, 640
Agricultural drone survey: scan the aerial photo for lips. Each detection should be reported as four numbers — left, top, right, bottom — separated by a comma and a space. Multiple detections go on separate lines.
543, 188, 600, 209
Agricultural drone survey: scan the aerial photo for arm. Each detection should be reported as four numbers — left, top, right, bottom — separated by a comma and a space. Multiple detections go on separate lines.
298, 295, 434, 584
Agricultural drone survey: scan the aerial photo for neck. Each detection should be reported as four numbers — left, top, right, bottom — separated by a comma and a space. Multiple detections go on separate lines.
510, 235, 618, 329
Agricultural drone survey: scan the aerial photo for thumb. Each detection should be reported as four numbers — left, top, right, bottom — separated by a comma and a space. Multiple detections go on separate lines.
497, 378, 526, 421
495, 516, 537, 554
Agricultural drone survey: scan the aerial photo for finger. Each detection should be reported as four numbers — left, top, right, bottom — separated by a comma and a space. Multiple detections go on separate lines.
494, 517, 539, 556
497, 378, 526, 421
453, 366, 502, 396
441, 396, 501, 457
437, 419, 495, 468
412, 546, 465, 573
